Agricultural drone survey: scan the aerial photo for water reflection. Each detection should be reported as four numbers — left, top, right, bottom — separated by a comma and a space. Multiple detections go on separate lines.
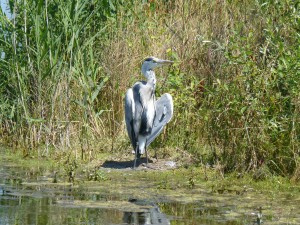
0, 187, 170, 225
123, 203, 170, 225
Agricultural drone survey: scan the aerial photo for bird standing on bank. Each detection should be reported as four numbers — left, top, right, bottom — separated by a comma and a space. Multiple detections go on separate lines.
124, 57, 174, 168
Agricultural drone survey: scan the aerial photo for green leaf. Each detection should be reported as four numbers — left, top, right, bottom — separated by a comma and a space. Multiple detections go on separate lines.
108, 0, 116, 11
91, 76, 109, 103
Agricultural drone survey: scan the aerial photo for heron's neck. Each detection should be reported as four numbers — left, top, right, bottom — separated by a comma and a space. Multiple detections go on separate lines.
142, 69, 156, 86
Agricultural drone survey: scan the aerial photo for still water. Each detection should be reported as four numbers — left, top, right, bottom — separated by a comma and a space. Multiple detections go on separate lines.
1, 159, 300, 225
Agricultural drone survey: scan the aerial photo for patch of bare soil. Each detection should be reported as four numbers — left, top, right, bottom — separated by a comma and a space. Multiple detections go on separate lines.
100, 157, 178, 171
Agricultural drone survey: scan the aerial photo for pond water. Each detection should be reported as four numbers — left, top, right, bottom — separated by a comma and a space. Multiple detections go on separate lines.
1, 157, 300, 225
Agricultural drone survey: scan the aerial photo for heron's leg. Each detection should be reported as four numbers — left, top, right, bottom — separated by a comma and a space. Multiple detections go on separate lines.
145, 147, 148, 166
145, 140, 148, 166
133, 143, 139, 169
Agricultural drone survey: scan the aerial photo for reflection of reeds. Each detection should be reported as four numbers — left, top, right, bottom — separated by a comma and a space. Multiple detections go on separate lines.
0, 0, 299, 177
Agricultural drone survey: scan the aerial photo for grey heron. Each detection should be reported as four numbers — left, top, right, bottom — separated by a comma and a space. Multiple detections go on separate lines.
124, 56, 174, 168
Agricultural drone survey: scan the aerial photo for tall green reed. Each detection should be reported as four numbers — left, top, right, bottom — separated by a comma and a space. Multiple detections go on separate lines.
0, 0, 110, 157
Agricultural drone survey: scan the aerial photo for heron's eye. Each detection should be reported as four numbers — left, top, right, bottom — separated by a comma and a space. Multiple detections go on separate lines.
144, 57, 153, 62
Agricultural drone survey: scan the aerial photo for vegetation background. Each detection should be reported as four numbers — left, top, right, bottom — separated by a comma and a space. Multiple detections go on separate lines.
0, 0, 299, 178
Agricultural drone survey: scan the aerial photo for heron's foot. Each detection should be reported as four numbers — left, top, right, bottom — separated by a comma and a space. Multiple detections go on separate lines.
141, 163, 148, 168
132, 154, 142, 169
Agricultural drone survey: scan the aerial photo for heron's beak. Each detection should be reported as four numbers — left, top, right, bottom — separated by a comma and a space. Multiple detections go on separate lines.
156, 59, 174, 65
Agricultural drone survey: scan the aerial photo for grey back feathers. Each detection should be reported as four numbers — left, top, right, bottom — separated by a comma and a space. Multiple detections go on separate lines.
146, 93, 173, 146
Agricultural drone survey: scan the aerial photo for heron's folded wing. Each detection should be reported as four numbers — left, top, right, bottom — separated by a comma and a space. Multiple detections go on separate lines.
146, 93, 173, 146
124, 88, 136, 150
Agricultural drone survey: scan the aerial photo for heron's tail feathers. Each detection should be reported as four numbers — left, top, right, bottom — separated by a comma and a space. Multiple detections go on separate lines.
137, 135, 147, 154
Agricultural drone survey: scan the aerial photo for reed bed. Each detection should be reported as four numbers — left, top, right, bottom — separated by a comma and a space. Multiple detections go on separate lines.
0, 0, 299, 178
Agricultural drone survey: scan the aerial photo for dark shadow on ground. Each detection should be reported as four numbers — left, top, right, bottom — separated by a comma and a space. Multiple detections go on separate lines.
101, 158, 153, 169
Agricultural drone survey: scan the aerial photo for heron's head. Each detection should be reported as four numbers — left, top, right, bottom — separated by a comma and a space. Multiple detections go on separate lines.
141, 56, 173, 76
